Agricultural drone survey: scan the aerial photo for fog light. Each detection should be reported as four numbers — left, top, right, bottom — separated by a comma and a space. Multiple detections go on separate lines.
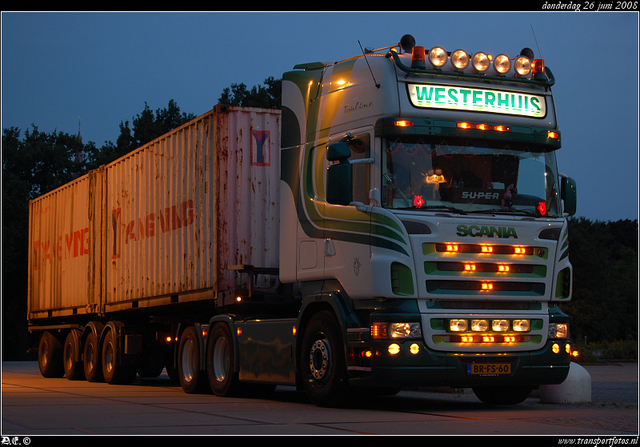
552, 343, 560, 354
492, 319, 509, 331
388, 343, 401, 355
450, 319, 468, 332
471, 319, 488, 331
565, 343, 571, 354
409, 343, 420, 355
513, 320, 530, 332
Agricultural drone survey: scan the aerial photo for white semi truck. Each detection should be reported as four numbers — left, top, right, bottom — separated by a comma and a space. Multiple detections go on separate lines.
29, 34, 577, 406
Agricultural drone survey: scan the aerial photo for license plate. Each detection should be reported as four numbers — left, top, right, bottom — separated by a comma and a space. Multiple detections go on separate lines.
467, 363, 511, 375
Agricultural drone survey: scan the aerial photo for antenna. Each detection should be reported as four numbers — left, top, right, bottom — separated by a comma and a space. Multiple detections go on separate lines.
530, 25, 543, 59
358, 40, 380, 89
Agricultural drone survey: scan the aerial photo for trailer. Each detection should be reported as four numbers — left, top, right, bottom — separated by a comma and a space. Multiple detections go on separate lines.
29, 34, 578, 407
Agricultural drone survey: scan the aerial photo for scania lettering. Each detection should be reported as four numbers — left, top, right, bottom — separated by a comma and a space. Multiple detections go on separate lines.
28, 34, 577, 407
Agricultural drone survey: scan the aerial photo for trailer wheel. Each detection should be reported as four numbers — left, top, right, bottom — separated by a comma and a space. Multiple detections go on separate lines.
63, 330, 85, 380
206, 323, 242, 397
101, 328, 136, 384
38, 331, 64, 378
472, 386, 533, 405
83, 330, 103, 382
178, 326, 209, 394
300, 311, 349, 407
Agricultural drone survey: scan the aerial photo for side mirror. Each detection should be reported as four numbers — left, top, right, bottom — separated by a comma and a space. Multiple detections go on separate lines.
561, 175, 577, 216
326, 143, 352, 205
326, 142, 351, 162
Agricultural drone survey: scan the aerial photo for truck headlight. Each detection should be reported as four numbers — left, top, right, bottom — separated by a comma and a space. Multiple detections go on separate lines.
372, 322, 422, 339
548, 323, 569, 339
389, 322, 421, 338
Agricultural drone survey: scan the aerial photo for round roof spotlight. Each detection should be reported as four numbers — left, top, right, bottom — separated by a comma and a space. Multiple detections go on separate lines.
428, 46, 448, 68
400, 34, 416, 53
451, 49, 470, 70
494, 54, 511, 74
472, 52, 490, 72
514, 55, 532, 76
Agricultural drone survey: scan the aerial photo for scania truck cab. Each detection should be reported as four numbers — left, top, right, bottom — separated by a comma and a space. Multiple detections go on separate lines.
275, 34, 577, 405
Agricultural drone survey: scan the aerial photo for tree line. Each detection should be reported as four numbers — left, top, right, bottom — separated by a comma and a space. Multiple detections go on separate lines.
2, 78, 637, 361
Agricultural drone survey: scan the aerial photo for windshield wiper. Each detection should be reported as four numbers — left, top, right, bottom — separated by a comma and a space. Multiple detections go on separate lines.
468, 208, 537, 217
396, 205, 468, 215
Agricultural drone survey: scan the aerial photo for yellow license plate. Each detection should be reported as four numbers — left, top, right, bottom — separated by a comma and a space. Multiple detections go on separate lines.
467, 363, 511, 375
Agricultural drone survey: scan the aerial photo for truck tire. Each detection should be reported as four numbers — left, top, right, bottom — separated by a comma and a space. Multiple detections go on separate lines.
206, 323, 242, 397
63, 330, 85, 380
83, 329, 104, 382
38, 331, 64, 378
101, 328, 136, 385
472, 385, 533, 405
178, 326, 210, 394
300, 311, 350, 407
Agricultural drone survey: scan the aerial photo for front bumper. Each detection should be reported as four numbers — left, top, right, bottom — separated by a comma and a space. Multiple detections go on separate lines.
347, 338, 571, 389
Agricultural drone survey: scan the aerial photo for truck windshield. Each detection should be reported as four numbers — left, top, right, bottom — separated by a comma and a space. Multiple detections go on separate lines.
382, 137, 561, 217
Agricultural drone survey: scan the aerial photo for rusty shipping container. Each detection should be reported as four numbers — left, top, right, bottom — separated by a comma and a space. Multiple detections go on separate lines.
28, 105, 282, 323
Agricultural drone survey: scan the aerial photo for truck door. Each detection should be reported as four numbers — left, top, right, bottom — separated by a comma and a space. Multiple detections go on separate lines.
324, 130, 374, 298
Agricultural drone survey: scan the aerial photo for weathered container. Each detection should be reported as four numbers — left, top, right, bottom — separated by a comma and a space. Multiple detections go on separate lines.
28, 105, 281, 322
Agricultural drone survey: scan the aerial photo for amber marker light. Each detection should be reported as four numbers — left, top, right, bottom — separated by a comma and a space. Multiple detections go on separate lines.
395, 120, 414, 127
481, 245, 493, 253
548, 131, 560, 139
446, 244, 459, 252
494, 125, 510, 132
457, 122, 474, 129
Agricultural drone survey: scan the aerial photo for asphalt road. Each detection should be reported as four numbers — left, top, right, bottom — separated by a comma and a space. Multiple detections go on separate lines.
1, 361, 637, 436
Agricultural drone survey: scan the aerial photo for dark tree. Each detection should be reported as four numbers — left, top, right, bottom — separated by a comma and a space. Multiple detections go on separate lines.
218, 76, 281, 109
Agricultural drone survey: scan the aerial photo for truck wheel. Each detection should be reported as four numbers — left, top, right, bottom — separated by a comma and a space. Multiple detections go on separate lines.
38, 331, 64, 378
472, 386, 533, 405
300, 311, 349, 407
206, 323, 241, 397
178, 326, 210, 394
101, 328, 136, 384
63, 331, 85, 380
83, 330, 103, 382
